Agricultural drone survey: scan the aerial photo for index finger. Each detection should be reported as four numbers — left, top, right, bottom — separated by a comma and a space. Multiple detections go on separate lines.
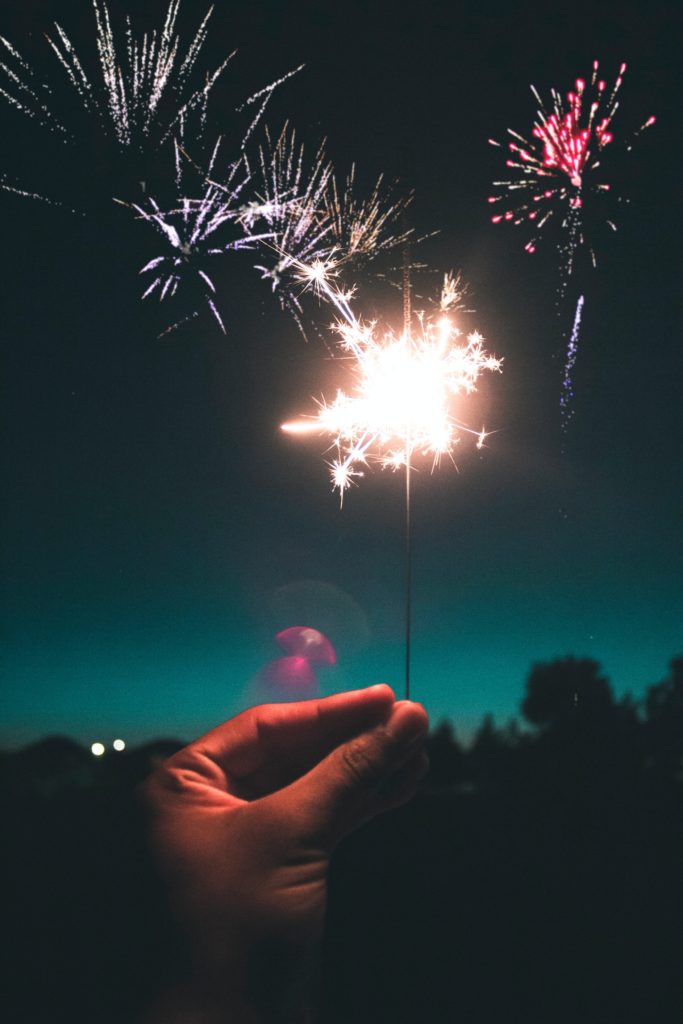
192, 684, 396, 782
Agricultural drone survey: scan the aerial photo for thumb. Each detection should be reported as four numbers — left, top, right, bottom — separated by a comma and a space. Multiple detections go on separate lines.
284, 700, 429, 847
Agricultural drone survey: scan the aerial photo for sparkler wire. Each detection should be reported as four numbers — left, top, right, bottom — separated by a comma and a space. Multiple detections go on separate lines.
404, 438, 413, 700
402, 238, 413, 698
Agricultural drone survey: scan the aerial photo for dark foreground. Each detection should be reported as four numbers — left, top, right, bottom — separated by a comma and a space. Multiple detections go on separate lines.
2, 657, 682, 1023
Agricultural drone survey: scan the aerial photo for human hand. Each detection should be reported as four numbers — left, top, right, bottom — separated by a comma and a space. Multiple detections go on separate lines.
143, 685, 429, 1023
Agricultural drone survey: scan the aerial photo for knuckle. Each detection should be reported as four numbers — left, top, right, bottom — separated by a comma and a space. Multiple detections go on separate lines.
340, 737, 383, 788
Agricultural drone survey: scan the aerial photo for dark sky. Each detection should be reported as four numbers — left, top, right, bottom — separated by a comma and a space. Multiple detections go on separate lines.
1, 0, 681, 748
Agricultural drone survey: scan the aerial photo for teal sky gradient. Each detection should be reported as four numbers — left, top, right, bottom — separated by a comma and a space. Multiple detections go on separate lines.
1, 0, 680, 749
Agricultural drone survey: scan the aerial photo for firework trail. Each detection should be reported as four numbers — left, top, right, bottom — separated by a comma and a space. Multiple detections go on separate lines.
283, 261, 501, 502
488, 60, 654, 426
559, 294, 584, 435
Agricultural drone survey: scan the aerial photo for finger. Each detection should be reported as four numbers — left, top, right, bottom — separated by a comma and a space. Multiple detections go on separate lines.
189, 684, 396, 785
376, 746, 430, 813
282, 700, 429, 846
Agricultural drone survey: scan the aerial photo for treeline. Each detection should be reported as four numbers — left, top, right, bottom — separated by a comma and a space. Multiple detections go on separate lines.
1, 654, 682, 1024
427, 654, 683, 791
324, 655, 683, 1024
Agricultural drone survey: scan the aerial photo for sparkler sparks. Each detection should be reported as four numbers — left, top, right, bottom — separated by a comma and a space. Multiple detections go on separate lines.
282, 265, 502, 502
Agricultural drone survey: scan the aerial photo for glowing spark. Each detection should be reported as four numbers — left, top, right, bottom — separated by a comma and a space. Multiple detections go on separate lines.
282, 269, 502, 502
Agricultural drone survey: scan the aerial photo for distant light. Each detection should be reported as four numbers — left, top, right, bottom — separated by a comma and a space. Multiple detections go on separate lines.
113, 738, 126, 752
91, 742, 105, 757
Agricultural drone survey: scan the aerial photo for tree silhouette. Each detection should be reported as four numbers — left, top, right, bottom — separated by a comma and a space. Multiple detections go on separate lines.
425, 721, 465, 787
644, 656, 683, 778
522, 656, 614, 730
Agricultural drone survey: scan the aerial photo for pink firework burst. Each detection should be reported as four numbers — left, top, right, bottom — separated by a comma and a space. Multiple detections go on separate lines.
488, 61, 655, 258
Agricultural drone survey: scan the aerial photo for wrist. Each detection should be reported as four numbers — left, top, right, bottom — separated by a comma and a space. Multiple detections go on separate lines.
145, 936, 321, 1024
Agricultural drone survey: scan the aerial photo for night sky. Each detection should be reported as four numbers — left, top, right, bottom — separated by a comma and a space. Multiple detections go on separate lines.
1, 0, 680, 749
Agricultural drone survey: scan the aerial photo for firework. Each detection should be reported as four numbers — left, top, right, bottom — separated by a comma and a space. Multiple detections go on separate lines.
0, 0, 303, 212
488, 61, 654, 430
115, 119, 418, 336
116, 139, 275, 334
0, 1, 228, 151
488, 61, 655, 261
324, 167, 412, 268
282, 264, 501, 502
249, 126, 417, 339
249, 124, 334, 336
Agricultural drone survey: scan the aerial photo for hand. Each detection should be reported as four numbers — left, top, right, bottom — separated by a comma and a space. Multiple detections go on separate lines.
143, 685, 429, 1023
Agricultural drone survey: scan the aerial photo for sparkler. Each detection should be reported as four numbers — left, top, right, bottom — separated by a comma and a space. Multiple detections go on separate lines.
488, 61, 654, 427
282, 259, 502, 695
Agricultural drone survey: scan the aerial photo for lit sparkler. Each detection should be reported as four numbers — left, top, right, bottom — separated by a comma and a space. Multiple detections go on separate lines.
282, 260, 502, 695
283, 263, 501, 500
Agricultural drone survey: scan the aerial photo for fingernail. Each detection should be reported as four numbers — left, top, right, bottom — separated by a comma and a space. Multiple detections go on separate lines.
388, 702, 427, 745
